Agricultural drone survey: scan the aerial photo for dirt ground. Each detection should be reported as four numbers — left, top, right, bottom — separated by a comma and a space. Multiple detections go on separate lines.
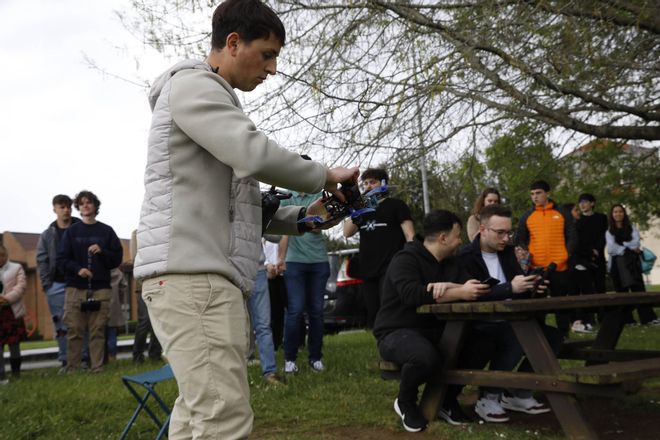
316, 389, 660, 440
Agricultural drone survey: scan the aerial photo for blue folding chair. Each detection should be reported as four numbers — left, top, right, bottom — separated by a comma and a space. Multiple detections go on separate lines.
119, 364, 175, 440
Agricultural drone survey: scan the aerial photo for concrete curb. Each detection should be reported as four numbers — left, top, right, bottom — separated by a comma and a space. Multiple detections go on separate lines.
3, 338, 162, 372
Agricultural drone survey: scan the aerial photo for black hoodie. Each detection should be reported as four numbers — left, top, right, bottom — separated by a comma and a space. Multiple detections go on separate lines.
373, 239, 466, 341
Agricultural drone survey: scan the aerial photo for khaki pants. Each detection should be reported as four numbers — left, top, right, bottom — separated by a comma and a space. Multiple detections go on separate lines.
63, 287, 111, 372
142, 274, 252, 440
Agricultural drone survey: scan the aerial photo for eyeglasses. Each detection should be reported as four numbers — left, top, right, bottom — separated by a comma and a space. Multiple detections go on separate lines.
487, 228, 514, 239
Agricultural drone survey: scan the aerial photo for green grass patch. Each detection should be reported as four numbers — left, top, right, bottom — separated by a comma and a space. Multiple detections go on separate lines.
0, 309, 660, 440
4, 313, 660, 439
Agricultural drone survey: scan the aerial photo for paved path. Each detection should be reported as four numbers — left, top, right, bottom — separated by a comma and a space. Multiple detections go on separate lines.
3, 339, 139, 372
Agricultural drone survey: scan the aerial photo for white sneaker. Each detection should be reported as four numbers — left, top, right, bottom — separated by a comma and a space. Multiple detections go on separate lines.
571, 321, 593, 334
284, 360, 298, 374
474, 393, 509, 423
500, 395, 551, 415
309, 360, 325, 372
0, 379, 9, 386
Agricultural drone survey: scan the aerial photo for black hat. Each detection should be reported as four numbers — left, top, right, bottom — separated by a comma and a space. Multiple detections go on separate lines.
578, 193, 595, 203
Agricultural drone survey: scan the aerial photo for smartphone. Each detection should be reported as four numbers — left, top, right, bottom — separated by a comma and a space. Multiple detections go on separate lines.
531, 262, 557, 296
527, 267, 544, 276
481, 277, 500, 287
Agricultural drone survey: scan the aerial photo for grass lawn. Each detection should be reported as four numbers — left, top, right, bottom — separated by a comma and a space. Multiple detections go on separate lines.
3, 307, 660, 440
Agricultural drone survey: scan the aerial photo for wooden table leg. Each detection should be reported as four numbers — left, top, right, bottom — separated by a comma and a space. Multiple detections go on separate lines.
419, 320, 467, 422
587, 307, 626, 366
512, 320, 598, 440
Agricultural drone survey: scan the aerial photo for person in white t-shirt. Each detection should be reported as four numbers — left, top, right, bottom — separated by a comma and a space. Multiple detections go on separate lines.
457, 205, 561, 423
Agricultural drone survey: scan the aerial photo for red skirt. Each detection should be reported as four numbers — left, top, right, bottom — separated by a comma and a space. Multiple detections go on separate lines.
0, 306, 26, 345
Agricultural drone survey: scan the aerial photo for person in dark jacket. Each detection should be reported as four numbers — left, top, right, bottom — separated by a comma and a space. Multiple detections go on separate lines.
36, 194, 80, 371
569, 193, 609, 332
458, 205, 560, 423
373, 210, 490, 432
577, 193, 608, 292
57, 190, 123, 373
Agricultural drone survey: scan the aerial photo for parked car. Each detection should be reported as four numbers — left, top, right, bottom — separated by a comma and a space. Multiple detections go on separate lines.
324, 249, 367, 333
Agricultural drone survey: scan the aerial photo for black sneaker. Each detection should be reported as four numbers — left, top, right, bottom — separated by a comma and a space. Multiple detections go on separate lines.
394, 398, 427, 433
438, 398, 471, 425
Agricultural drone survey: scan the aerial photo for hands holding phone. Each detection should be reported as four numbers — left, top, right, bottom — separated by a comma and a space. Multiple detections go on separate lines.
511, 274, 541, 294
458, 279, 491, 301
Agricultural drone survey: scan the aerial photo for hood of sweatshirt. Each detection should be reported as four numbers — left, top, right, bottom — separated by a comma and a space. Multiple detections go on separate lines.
148, 59, 212, 111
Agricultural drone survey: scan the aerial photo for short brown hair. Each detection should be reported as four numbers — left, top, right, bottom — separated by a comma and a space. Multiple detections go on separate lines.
52, 194, 72, 207
479, 205, 512, 224
211, 0, 286, 49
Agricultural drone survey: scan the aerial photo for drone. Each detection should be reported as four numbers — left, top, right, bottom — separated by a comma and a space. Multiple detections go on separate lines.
297, 180, 389, 227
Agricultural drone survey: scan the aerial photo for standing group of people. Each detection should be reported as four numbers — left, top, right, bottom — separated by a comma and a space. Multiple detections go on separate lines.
560, 193, 658, 330
1, 191, 125, 384
38, 192, 123, 374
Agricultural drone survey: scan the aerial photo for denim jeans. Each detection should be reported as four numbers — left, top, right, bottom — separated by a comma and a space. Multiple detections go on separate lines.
106, 326, 118, 357
247, 270, 277, 376
46, 282, 68, 364
283, 261, 330, 363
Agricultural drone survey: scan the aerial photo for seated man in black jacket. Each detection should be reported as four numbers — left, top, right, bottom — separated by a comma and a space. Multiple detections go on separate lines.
458, 204, 561, 423
373, 210, 490, 433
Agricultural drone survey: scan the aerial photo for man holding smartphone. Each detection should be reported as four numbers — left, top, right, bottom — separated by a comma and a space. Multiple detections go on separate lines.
458, 205, 561, 423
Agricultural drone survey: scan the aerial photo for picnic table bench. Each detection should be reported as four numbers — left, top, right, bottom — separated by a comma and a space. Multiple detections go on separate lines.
408, 291, 660, 439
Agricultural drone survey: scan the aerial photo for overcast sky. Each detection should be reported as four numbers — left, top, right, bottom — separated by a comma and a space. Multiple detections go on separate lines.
0, 0, 171, 239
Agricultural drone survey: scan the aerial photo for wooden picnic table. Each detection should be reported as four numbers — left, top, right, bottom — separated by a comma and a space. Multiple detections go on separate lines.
416, 291, 660, 440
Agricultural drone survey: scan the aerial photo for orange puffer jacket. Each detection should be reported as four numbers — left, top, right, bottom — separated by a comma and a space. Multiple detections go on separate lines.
516, 202, 576, 272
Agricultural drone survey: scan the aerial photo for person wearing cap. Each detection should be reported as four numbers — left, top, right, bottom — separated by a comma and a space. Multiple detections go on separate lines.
577, 193, 608, 292
570, 193, 609, 332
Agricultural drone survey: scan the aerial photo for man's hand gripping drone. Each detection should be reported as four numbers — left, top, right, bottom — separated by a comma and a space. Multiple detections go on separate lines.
297, 180, 389, 228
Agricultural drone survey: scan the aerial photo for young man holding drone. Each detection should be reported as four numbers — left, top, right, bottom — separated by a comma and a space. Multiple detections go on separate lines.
344, 168, 415, 328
